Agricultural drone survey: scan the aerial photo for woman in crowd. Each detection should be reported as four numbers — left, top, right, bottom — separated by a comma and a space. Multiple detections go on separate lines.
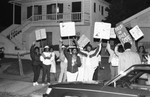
137, 45, 147, 64
30, 41, 42, 86
58, 39, 68, 82
77, 40, 102, 81
64, 45, 82, 82
106, 41, 124, 79
40, 46, 54, 85
50, 46, 57, 81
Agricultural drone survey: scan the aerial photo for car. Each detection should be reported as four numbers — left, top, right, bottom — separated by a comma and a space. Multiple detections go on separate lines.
43, 64, 150, 97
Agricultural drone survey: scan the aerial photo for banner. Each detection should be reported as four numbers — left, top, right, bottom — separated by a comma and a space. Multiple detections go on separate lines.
77, 35, 90, 48
60, 22, 76, 37
93, 22, 111, 39
35, 29, 46, 40
110, 28, 116, 38
129, 25, 144, 41
115, 24, 132, 45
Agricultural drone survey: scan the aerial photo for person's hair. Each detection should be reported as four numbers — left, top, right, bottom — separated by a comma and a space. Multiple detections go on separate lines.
138, 45, 146, 53
124, 42, 131, 50
34, 46, 40, 51
118, 45, 124, 53
84, 43, 92, 51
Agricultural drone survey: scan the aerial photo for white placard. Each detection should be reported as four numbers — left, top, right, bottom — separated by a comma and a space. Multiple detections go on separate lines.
60, 22, 76, 37
35, 29, 46, 40
129, 25, 144, 40
110, 28, 116, 38
93, 22, 111, 39
77, 35, 90, 48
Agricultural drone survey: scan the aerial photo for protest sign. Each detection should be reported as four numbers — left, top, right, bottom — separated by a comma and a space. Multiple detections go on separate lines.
60, 22, 76, 37
115, 24, 132, 45
35, 29, 46, 40
77, 35, 90, 48
110, 28, 116, 38
129, 25, 144, 41
93, 22, 111, 39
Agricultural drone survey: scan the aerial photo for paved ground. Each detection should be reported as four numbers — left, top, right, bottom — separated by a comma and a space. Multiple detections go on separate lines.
0, 57, 110, 97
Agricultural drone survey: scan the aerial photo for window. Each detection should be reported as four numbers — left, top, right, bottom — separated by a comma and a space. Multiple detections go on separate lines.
101, 6, 104, 15
47, 3, 63, 20
34, 5, 42, 15
72, 2, 82, 22
94, 3, 96, 13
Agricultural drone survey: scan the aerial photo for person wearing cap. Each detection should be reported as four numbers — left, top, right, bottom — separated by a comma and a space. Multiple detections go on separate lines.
30, 41, 42, 86
58, 39, 68, 82
40, 45, 54, 85
64, 45, 82, 82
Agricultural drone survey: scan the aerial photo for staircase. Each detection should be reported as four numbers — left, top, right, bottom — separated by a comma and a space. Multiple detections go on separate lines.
6, 19, 32, 50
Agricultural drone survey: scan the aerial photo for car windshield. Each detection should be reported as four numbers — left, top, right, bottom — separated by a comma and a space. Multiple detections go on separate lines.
104, 65, 150, 91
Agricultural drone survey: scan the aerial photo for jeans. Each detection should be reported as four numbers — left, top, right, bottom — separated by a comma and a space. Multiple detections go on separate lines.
42, 65, 51, 83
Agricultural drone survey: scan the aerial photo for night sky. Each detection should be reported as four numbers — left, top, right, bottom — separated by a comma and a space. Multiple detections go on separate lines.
0, 0, 13, 27
0, 0, 148, 29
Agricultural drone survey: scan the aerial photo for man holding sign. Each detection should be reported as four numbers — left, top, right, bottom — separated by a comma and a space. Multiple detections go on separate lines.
115, 25, 141, 73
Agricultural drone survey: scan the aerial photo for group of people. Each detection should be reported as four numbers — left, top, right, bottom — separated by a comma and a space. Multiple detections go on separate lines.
30, 37, 150, 86
30, 38, 102, 86
30, 42, 57, 86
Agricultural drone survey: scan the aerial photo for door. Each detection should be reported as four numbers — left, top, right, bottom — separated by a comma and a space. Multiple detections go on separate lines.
27, 6, 32, 19
46, 32, 52, 46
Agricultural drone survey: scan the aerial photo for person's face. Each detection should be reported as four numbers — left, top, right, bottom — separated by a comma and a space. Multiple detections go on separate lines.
87, 46, 91, 52
35, 48, 39, 54
50, 48, 53, 52
45, 48, 49, 52
139, 47, 144, 52
72, 48, 77, 54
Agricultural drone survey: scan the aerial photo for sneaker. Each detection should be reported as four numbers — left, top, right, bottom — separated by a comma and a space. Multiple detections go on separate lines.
33, 82, 39, 86
35, 82, 39, 85
47, 83, 51, 85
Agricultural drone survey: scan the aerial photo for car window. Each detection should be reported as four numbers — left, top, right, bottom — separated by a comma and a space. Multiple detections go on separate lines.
109, 69, 150, 91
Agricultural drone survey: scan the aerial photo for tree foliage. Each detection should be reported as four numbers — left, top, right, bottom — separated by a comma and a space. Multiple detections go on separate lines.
104, 0, 150, 27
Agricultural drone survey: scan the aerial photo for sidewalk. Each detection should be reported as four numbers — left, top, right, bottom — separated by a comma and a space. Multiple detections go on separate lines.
0, 78, 47, 97
0, 68, 60, 97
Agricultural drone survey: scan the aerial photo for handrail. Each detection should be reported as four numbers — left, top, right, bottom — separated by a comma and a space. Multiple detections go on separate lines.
8, 16, 33, 39
8, 12, 90, 40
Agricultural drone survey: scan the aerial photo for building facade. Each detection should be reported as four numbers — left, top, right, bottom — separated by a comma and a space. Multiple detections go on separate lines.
0, 0, 109, 57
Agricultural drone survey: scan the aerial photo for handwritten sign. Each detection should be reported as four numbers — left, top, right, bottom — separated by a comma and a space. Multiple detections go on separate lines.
129, 25, 144, 41
115, 24, 132, 45
77, 35, 90, 48
60, 22, 76, 37
110, 28, 116, 38
93, 22, 111, 39
35, 29, 46, 40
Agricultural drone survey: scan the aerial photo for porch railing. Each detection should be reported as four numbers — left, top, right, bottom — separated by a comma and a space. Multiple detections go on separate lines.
29, 12, 90, 23
7, 12, 90, 40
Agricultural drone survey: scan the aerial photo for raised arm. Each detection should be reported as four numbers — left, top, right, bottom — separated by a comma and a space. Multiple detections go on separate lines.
114, 43, 122, 56
106, 41, 114, 55
30, 42, 36, 60
89, 42, 102, 58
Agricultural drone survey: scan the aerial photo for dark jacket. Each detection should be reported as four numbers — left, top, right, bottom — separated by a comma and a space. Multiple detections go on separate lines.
30, 45, 42, 66
64, 48, 81, 73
